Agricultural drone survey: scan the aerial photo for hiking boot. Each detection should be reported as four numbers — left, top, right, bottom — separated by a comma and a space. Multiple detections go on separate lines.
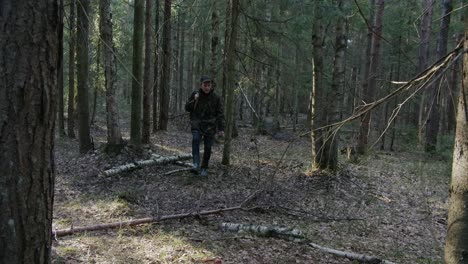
200, 168, 207, 177
190, 163, 199, 174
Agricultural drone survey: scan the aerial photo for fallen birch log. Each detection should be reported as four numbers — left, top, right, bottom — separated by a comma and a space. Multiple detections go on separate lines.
220, 223, 396, 264
174, 161, 193, 167
220, 223, 303, 240
102, 153, 192, 176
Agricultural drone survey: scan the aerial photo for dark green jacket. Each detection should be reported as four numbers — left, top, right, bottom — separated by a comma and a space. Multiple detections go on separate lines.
185, 89, 225, 135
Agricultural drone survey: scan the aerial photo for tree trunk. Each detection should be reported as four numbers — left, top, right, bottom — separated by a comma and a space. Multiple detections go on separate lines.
211, 0, 219, 79
142, 0, 153, 144
324, 0, 346, 171
222, 0, 240, 165
153, 0, 160, 132
416, 0, 435, 142
0, 0, 59, 262
77, 0, 93, 153
91, 43, 100, 126
68, 0, 76, 138
178, 10, 185, 112
447, 34, 462, 134
58, 0, 65, 136
99, 0, 123, 148
130, 0, 145, 145
159, 0, 172, 131
444, 11, 468, 261
356, 0, 385, 155
425, 0, 453, 152
311, 1, 327, 169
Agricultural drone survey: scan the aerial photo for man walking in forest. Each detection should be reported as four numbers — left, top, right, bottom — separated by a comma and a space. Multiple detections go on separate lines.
185, 76, 225, 176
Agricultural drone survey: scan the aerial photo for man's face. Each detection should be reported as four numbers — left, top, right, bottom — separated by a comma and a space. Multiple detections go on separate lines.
200, 81, 212, 94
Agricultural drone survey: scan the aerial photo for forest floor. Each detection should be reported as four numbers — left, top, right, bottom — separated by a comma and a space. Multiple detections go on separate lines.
51, 116, 451, 264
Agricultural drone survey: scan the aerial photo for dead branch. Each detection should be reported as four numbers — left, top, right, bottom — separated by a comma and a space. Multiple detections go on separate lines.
54, 206, 243, 238
54, 190, 265, 238
308, 242, 396, 264
102, 153, 192, 176
163, 168, 192, 175
221, 222, 396, 264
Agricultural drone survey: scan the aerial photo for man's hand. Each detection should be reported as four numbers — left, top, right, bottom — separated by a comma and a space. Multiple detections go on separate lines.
194, 92, 199, 100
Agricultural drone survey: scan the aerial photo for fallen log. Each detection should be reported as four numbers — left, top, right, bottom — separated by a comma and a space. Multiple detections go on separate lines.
220, 223, 303, 240
220, 222, 396, 264
102, 153, 192, 176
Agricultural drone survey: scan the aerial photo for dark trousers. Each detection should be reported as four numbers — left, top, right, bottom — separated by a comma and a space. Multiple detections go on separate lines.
192, 130, 215, 169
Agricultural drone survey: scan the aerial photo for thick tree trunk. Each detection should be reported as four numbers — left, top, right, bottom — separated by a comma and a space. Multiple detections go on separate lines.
0, 0, 59, 262
130, 0, 145, 145
159, 0, 172, 131
357, 0, 385, 155
222, 0, 240, 165
68, 0, 76, 138
76, 0, 93, 153
99, 0, 123, 148
142, 0, 153, 144
425, 0, 453, 152
444, 13, 468, 262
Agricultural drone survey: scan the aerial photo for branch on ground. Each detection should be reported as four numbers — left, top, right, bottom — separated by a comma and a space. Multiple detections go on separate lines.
53, 190, 264, 238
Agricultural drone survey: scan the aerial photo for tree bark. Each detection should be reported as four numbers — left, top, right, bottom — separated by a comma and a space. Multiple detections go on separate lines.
0, 0, 59, 262
76, 0, 93, 153
159, 0, 172, 131
222, 0, 240, 165
444, 9, 468, 261
142, 0, 153, 144
99, 0, 123, 148
130, 0, 145, 145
